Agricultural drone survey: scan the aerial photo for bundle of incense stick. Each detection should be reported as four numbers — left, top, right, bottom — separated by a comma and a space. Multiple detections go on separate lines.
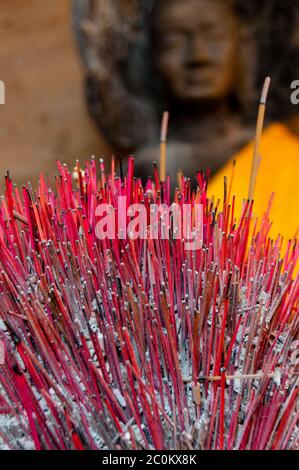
0, 158, 298, 450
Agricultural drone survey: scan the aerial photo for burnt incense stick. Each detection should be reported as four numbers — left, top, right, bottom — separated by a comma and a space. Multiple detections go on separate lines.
13, 210, 28, 225
160, 111, 169, 183
248, 76, 271, 200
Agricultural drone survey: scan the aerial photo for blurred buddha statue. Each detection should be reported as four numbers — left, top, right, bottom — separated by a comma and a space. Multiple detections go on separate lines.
74, 0, 299, 239
73, 0, 254, 171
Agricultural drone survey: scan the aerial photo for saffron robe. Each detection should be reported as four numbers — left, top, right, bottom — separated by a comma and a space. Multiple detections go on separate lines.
208, 123, 299, 242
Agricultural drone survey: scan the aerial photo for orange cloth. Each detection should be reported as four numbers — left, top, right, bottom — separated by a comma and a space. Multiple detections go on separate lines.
208, 123, 299, 241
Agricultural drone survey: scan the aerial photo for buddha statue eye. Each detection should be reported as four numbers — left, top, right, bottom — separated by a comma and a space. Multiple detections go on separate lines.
160, 32, 186, 50
198, 23, 229, 42
205, 30, 226, 42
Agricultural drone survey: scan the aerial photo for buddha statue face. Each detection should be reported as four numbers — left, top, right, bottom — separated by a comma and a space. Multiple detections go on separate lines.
153, 0, 241, 103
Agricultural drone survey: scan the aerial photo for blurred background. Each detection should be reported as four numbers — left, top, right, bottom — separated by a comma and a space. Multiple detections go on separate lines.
0, 0, 110, 189
0, 0, 299, 190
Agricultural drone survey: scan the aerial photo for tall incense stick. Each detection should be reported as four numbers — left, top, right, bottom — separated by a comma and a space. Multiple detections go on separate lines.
160, 111, 169, 182
248, 77, 271, 200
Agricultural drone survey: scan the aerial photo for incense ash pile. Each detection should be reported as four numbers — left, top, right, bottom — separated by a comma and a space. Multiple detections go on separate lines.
0, 158, 298, 450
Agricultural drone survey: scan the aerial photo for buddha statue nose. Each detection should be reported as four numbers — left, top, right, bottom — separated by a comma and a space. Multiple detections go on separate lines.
185, 32, 211, 67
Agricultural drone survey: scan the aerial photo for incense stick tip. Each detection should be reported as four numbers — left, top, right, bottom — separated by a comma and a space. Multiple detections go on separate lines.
160, 111, 169, 142
260, 76, 271, 104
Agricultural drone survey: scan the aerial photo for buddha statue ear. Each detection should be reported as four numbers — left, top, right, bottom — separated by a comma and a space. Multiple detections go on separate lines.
292, 8, 299, 48
233, 22, 258, 116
